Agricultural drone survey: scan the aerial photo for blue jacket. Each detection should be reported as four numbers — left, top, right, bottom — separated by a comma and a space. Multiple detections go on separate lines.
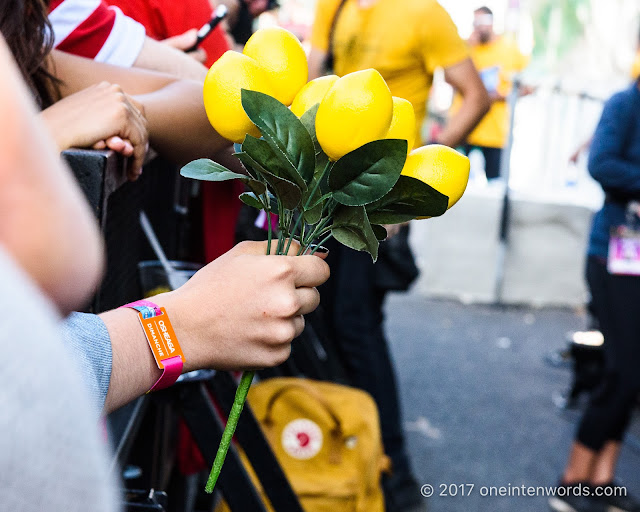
588, 80, 640, 258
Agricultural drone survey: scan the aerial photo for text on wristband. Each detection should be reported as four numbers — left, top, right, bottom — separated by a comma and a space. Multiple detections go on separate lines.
138, 307, 185, 369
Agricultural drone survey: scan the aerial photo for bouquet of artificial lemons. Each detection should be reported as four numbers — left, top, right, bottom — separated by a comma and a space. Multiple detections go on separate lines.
180, 27, 470, 492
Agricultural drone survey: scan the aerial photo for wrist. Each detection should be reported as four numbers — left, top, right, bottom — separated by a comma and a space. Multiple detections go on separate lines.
120, 298, 186, 392
39, 108, 72, 151
148, 290, 202, 373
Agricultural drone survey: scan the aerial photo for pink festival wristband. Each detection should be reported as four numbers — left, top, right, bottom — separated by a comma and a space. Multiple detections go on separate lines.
121, 300, 185, 393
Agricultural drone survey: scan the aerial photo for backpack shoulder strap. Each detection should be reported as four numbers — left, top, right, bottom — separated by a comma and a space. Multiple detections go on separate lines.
325, 0, 349, 73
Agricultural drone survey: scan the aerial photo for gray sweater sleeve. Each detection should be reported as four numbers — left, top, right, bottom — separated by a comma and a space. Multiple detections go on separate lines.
0, 247, 118, 512
62, 312, 113, 412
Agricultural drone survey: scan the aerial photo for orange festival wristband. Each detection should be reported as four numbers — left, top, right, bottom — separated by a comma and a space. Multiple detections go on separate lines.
120, 300, 185, 392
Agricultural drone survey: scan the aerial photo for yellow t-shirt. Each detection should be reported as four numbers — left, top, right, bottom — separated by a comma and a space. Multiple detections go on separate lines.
464, 36, 528, 148
311, 0, 469, 148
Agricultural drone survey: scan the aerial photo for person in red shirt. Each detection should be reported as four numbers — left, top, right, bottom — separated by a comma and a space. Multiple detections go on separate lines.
105, 0, 230, 67
49, 0, 243, 264
48, 0, 209, 78
102, 0, 241, 263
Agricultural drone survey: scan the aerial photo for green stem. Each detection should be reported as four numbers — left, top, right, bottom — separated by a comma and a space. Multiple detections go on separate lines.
300, 224, 332, 254
310, 233, 333, 255
284, 162, 332, 255
266, 211, 272, 255
296, 223, 306, 255
205, 370, 255, 493
276, 210, 288, 255
276, 230, 284, 255
263, 194, 272, 255
305, 217, 331, 246
300, 199, 335, 248
314, 225, 333, 239
284, 213, 301, 255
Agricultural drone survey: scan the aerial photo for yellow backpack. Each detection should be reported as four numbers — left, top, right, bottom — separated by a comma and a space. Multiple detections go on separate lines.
216, 377, 390, 512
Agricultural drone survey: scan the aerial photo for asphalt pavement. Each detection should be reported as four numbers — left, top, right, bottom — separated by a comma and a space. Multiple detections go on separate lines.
385, 293, 640, 512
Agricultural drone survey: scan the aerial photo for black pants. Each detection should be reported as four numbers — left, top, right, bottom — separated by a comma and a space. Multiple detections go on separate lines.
464, 144, 502, 180
576, 256, 640, 450
321, 244, 412, 480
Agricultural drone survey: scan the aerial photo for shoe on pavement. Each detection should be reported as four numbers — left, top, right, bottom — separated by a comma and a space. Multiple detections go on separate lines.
594, 482, 640, 512
548, 483, 607, 512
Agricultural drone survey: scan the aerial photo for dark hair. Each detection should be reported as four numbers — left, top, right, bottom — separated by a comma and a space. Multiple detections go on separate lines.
475, 6, 493, 16
0, 0, 60, 108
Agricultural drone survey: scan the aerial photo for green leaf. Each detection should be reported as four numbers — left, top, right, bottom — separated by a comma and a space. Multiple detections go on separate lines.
366, 175, 449, 224
300, 103, 321, 154
331, 205, 379, 261
241, 90, 315, 185
315, 152, 331, 194
235, 151, 301, 210
328, 139, 407, 206
371, 224, 388, 241
239, 192, 265, 210
303, 185, 324, 225
301, 169, 328, 225
242, 135, 306, 191
181, 158, 265, 196
232, 151, 259, 180
181, 159, 246, 182
245, 180, 267, 196
304, 203, 323, 225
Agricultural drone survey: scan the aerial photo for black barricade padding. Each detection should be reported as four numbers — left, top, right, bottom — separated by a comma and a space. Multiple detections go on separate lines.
99, 158, 181, 311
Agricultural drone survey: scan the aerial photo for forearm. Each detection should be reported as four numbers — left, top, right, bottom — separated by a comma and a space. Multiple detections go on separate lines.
100, 292, 202, 413
212, 145, 248, 174
489, 91, 506, 103
438, 90, 490, 147
308, 49, 328, 80
133, 37, 208, 82
440, 58, 490, 148
39, 108, 74, 151
135, 81, 231, 165
52, 50, 177, 98
100, 307, 160, 412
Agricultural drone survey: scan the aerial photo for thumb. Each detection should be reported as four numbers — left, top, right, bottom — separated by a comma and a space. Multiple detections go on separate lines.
232, 240, 305, 256
232, 240, 272, 256
163, 29, 198, 50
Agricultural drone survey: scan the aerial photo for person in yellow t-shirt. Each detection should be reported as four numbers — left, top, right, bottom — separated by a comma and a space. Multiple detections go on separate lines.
309, 0, 489, 149
463, 6, 529, 179
308, 2, 489, 512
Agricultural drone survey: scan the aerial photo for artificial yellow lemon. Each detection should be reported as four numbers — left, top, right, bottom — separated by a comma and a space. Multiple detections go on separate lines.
385, 97, 416, 153
290, 75, 339, 117
315, 69, 393, 161
243, 27, 308, 106
203, 51, 276, 143
401, 144, 470, 210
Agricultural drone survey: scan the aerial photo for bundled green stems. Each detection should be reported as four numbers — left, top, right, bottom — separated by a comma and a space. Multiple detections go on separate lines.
205, 169, 337, 493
